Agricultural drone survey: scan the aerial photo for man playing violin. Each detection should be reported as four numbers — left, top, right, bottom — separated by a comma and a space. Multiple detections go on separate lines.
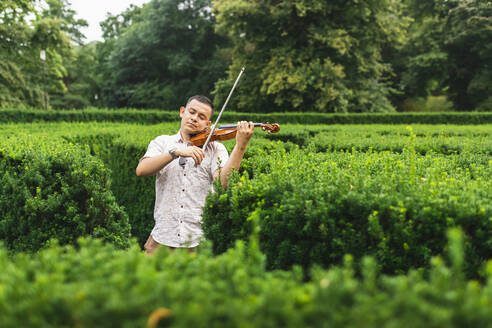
135, 95, 255, 254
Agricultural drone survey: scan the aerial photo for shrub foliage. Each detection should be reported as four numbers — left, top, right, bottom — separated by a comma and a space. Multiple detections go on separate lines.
2, 108, 492, 124
0, 135, 131, 252
0, 230, 491, 327
203, 139, 492, 278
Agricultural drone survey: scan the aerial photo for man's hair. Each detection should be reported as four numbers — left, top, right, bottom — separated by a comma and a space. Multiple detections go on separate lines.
186, 95, 214, 118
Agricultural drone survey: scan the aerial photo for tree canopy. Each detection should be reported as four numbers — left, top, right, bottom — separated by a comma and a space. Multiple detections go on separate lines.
0, 0, 490, 111
102, 0, 229, 109
212, 0, 409, 112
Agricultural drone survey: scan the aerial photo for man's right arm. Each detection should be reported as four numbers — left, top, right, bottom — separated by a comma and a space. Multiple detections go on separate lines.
135, 153, 175, 177
135, 146, 206, 177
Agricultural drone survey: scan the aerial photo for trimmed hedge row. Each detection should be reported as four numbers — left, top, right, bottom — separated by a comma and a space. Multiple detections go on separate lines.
2, 108, 492, 124
310, 133, 492, 155
203, 144, 492, 278
0, 230, 491, 327
0, 135, 131, 252
1, 122, 490, 251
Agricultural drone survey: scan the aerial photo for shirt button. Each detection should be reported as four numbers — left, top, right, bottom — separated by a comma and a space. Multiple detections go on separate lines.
178, 234, 180, 236
181, 205, 183, 208
182, 189, 185, 192
184, 173, 186, 176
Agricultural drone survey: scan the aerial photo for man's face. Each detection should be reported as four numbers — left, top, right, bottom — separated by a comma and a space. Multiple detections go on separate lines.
180, 99, 212, 135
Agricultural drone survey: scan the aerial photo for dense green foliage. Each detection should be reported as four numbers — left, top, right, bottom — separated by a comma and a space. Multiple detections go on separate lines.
212, 0, 408, 113
0, 135, 131, 252
1, 121, 491, 256
2, 108, 492, 124
102, 0, 229, 109
203, 143, 491, 278
1, 118, 491, 325
0, 0, 87, 109
1, 0, 491, 111
50, 42, 100, 109
386, 0, 492, 111
0, 230, 491, 327
444, 0, 492, 111
268, 124, 492, 155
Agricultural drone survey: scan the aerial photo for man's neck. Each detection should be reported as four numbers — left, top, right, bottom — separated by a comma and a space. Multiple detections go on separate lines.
179, 130, 191, 143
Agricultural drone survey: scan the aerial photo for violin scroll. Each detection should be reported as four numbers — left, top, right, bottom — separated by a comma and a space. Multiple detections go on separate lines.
260, 122, 280, 134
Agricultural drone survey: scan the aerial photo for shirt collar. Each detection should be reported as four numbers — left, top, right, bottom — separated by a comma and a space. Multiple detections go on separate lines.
174, 130, 186, 144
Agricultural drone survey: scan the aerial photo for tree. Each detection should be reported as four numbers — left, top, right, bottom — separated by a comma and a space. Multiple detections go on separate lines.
0, 0, 40, 108
36, 0, 94, 108
444, 0, 492, 111
94, 4, 144, 107
39, 0, 88, 45
383, 0, 463, 111
50, 42, 100, 109
212, 0, 409, 113
103, 0, 230, 109
0, 0, 83, 109
100, 4, 143, 40
386, 0, 491, 112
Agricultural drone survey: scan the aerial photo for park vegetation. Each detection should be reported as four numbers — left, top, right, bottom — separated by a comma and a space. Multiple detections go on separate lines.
1, 0, 491, 112
1, 1, 492, 326
0, 115, 491, 325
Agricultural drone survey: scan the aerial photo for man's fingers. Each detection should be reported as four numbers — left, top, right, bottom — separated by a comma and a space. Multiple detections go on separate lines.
195, 147, 205, 160
191, 149, 198, 164
178, 146, 205, 164
192, 153, 199, 164
191, 151, 200, 164
192, 147, 204, 164
237, 121, 251, 132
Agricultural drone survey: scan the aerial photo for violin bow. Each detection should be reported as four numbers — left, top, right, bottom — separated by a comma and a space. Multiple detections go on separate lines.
202, 67, 245, 150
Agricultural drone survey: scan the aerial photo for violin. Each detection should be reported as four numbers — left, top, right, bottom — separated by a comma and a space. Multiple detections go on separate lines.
190, 122, 280, 147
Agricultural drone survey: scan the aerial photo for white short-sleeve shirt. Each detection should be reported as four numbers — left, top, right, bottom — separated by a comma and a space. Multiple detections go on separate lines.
141, 131, 229, 247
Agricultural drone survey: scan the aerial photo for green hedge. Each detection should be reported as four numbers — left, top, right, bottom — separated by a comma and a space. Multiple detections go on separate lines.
0, 135, 131, 252
0, 230, 491, 327
65, 132, 158, 246
203, 143, 492, 278
1, 122, 491, 253
2, 108, 492, 124
265, 124, 492, 155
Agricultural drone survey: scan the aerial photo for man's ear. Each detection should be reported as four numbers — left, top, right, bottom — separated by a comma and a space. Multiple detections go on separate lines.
179, 106, 185, 118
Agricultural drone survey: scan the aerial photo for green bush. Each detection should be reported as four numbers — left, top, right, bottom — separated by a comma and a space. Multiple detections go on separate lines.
2, 108, 492, 124
203, 144, 492, 278
0, 230, 491, 327
0, 135, 131, 252
2, 122, 491, 258
309, 131, 492, 155
1, 122, 491, 252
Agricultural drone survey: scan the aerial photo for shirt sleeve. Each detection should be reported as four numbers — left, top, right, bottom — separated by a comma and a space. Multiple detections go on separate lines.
140, 136, 167, 162
210, 142, 229, 175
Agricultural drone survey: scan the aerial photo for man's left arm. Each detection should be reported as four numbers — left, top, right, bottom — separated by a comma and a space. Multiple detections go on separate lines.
213, 121, 254, 189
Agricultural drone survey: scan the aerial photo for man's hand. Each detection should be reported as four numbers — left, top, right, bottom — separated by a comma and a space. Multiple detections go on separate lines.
175, 146, 205, 164
217, 121, 254, 189
236, 121, 255, 148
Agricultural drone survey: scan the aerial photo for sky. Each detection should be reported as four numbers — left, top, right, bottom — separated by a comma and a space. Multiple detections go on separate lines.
69, 0, 151, 43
